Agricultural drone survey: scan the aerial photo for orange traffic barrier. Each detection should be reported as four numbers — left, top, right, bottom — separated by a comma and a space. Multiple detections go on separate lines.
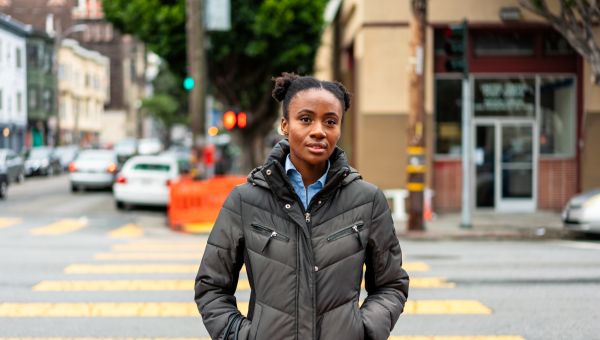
168, 175, 247, 233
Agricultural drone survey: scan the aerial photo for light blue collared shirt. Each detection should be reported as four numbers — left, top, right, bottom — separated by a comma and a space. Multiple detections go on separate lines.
285, 155, 329, 210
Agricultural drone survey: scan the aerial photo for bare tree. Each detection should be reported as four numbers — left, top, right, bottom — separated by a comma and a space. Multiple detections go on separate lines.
520, 0, 600, 84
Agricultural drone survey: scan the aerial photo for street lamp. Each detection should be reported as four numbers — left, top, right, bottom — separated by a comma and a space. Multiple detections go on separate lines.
51, 24, 87, 146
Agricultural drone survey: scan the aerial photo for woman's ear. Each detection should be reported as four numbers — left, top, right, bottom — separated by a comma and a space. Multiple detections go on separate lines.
280, 117, 289, 136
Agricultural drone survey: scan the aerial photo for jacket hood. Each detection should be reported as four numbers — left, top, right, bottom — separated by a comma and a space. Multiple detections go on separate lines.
248, 139, 361, 200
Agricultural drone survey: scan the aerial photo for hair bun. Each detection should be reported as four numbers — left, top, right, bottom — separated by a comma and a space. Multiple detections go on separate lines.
272, 72, 300, 102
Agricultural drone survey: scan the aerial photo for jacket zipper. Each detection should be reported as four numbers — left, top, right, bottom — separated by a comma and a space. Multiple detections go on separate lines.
250, 223, 289, 253
326, 221, 365, 248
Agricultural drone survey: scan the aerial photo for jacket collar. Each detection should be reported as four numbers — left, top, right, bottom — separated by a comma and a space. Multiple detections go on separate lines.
248, 139, 361, 206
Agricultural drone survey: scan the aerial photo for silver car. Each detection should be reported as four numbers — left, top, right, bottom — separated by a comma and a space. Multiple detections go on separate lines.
69, 149, 118, 192
0, 148, 25, 183
562, 188, 600, 234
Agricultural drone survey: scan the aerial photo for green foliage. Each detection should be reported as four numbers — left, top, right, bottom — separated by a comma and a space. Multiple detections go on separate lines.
141, 94, 183, 128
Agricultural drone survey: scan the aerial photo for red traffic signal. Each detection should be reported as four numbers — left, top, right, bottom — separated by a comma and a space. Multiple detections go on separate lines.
237, 112, 247, 129
223, 111, 236, 130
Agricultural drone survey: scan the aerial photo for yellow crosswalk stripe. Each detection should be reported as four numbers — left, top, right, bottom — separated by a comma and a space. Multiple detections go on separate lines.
32, 277, 455, 291
0, 218, 21, 229
64, 264, 199, 274
30, 219, 87, 236
94, 253, 201, 260
112, 243, 204, 252
0, 337, 525, 340
180, 222, 214, 233
0, 300, 490, 317
108, 224, 143, 238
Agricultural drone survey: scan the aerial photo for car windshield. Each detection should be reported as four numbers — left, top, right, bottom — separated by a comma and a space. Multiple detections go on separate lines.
29, 148, 51, 159
132, 163, 170, 172
78, 151, 114, 161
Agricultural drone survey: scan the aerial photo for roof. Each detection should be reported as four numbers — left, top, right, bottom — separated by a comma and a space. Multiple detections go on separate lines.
0, 13, 32, 37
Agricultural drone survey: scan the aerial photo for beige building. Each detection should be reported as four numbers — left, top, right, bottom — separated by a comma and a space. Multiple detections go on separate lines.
58, 38, 109, 146
315, 0, 600, 213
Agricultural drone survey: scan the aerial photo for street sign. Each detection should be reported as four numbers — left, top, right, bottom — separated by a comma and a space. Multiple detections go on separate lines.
205, 0, 231, 31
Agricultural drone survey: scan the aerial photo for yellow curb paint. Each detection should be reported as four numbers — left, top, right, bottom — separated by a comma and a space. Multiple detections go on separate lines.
0, 218, 21, 229
180, 222, 214, 234
32, 280, 195, 291
108, 224, 143, 238
94, 253, 201, 260
64, 264, 199, 274
30, 219, 87, 236
0, 303, 198, 317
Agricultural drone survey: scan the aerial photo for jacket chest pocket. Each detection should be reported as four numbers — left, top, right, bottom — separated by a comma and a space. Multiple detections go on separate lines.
250, 223, 290, 253
326, 221, 366, 249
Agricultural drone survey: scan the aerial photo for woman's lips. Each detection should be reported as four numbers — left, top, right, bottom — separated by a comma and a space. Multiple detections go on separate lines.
306, 143, 327, 154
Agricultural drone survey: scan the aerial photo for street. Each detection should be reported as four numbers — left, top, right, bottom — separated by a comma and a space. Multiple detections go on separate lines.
0, 175, 599, 339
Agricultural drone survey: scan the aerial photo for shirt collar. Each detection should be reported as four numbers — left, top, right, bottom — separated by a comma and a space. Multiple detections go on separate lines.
285, 154, 329, 187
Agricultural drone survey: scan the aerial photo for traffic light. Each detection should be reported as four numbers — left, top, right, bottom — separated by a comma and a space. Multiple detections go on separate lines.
183, 76, 195, 91
237, 112, 247, 129
223, 111, 237, 130
443, 21, 468, 74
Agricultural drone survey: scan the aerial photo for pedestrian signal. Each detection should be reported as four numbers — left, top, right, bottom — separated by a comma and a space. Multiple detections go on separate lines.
223, 111, 237, 130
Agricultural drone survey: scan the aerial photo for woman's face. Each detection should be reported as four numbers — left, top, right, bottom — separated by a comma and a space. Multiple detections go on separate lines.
281, 88, 342, 170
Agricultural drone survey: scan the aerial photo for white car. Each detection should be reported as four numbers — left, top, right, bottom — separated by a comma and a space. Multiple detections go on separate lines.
563, 188, 600, 234
113, 155, 179, 209
69, 149, 118, 191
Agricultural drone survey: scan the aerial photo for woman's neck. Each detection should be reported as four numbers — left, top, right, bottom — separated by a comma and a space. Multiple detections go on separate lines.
290, 155, 327, 188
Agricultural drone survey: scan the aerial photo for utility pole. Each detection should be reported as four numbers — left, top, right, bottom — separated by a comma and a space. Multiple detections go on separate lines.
407, 0, 427, 231
186, 0, 205, 150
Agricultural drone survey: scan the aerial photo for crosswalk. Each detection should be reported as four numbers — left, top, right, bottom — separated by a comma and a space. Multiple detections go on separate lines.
0, 217, 526, 339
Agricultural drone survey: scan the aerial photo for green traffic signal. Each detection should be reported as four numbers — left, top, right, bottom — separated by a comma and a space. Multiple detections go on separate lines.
183, 76, 195, 91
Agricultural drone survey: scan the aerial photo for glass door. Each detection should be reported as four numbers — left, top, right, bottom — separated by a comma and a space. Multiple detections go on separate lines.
496, 121, 536, 211
475, 124, 495, 208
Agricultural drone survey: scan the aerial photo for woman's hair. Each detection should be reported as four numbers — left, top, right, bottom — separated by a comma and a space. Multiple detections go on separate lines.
271, 72, 351, 119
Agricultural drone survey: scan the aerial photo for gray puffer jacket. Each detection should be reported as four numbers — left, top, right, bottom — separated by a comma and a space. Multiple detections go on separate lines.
195, 140, 409, 340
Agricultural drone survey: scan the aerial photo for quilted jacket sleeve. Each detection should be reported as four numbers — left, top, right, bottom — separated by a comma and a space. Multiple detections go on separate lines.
361, 189, 410, 340
194, 187, 251, 339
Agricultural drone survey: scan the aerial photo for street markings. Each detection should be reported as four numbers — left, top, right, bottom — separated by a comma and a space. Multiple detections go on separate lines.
30, 218, 87, 236
64, 264, 199, 274
94, 252, 201, 260
180, 222, 214, 234
111, 242, 203, 252
0, 218, 21, 229
108, 224, 144, 238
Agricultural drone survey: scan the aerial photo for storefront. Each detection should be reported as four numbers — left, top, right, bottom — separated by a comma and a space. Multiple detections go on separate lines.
433, 26, 580, 212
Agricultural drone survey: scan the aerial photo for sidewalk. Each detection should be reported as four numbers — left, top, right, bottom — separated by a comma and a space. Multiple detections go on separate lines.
396, 210, 566, 240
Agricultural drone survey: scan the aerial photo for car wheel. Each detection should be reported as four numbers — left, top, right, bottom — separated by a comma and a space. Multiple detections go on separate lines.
0, 181, 7, 199
70, 184, 77, 193
116, 200, 125, 210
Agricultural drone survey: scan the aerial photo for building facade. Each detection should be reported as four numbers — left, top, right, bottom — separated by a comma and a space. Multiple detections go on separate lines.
58, 38, 108, 146
315, 0, 600, 213
0, 14, 28, 153
25, 29, 56, 148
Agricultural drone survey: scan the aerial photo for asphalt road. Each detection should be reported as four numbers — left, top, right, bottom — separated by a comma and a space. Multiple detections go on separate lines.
0, 175, 599, 339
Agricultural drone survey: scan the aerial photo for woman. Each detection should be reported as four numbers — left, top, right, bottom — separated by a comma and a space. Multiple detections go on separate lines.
195, 73, 409, 340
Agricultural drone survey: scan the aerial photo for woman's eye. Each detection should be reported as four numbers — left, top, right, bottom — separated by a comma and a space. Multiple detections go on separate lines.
300, 117, 311, 123
326, 120, 338, 126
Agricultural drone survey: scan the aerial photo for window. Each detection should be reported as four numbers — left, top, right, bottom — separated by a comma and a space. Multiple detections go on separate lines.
544, 31, 575, 56
435, 78, 463, 155
539, 76, 576, 156
16, 47, 22, 68
16, 92, 22, 112
29, 88, 37, 109
0, 89, 3, 110
473, 31, 534, 56
474, 78, 535, 117
132, 163, 171, 172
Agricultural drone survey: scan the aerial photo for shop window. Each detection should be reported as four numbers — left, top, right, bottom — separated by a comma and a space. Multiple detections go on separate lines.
474, 78, 535, 117
539, 76, 576, 156
435, 78, 462, 156
473, 31, 534, 56
544, 31, 575, 56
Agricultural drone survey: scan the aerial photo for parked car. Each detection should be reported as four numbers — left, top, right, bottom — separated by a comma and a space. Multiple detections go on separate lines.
0, 148, 25, 183
113, 155, 179, 209
161, 145, 191, 174
54, 145, 79, 170
68, 149, 118, 192
562, 188, 600, 234
137, 138, 163, 155
114, 138, 138, 165
0, 167, 8, 199
24, 147, 61, 176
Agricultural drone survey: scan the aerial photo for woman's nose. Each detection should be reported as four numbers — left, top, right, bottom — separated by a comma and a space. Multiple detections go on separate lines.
310, 122, 326, 138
